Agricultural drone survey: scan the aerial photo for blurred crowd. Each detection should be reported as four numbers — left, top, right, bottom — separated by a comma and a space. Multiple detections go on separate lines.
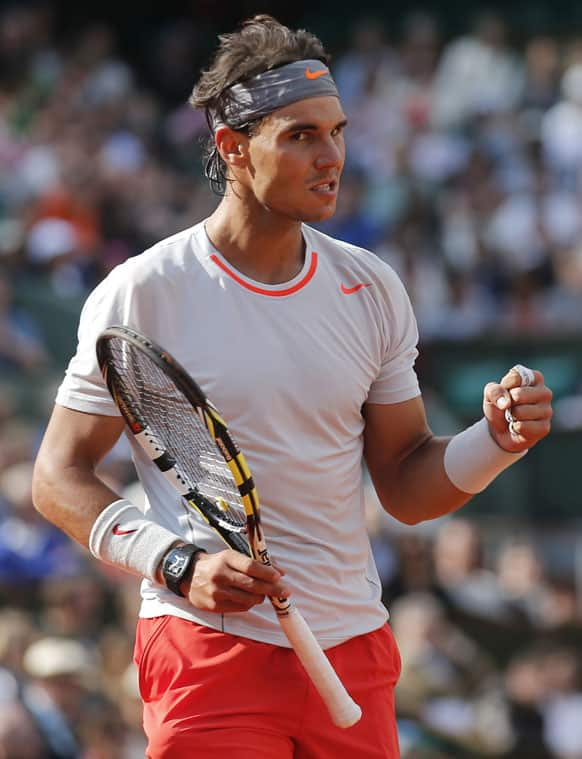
1, 3, 582, 758
367, 500, 582, 757
321, 10, 582, 341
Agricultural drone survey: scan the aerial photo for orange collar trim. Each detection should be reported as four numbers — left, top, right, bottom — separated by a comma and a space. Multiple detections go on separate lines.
210, 252, 318, 297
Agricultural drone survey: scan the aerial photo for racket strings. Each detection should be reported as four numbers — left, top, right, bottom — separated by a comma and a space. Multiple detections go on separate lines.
107, 338, 246, 528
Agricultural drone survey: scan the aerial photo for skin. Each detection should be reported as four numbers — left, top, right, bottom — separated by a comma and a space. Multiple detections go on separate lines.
32, 94, 553, 613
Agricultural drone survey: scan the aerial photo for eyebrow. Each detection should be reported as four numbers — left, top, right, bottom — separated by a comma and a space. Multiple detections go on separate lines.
282, 118, 348, 133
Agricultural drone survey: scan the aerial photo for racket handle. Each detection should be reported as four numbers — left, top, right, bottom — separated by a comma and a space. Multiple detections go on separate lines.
277, 606, 362, 728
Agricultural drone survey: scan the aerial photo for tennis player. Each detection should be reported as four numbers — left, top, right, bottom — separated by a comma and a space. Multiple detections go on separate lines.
32, 15, 553, 758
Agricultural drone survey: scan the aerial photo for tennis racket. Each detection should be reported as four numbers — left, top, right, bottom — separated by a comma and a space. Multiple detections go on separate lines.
96, 325, 362, 729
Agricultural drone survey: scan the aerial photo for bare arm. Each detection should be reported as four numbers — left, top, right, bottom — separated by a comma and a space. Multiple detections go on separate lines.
32, 404, 287, 610
32, 404, 126, 546
364, 367, 553, 526
363, 396, 468, 525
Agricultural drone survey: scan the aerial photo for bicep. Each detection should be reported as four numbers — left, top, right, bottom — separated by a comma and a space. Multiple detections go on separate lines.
33, 406, 127, 543
363, 395, 431, 485
36, 404, 125, 473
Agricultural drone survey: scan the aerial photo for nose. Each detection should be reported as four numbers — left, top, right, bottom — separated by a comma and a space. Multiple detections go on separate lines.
314, 136, 344, 171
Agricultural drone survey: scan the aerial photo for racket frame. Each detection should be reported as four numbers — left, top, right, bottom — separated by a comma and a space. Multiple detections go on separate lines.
96, 325, 362, 728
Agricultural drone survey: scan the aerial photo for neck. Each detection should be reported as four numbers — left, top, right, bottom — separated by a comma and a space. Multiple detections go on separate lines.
205, 195, 305, 284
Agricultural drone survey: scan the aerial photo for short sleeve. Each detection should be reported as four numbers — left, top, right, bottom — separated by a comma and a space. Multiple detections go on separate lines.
55, 267, 135, 415
366, 266, 420, 405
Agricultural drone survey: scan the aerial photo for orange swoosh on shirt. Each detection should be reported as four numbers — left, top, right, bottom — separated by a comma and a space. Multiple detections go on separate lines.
305, 67, 328, 80
341, 282, 372, 294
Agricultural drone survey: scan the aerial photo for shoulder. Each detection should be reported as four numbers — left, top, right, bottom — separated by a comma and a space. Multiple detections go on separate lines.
94, 222, 207, 295
304, 224, 407, 293
78, 223, 210, 327
118, 222, 205, 280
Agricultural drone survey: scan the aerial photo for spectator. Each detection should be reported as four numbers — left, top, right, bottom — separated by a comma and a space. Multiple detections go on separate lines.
495, 538, 551, 625
391, 591, 500, 752
541, 63, 582, 187
502, 647, 554, 758
431, 10, 524, 128
0, 462, 83, 596
432, 518, 521, 624
0, 269, 49, 371
20, 636, 101, 759
0, 700, 45, 759
541, 646, 582, 759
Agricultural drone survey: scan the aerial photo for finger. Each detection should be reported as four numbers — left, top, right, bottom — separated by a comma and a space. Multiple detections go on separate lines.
500, 365, 543, 390
215, 586, 266, 609
219, 554, 289, 594
484, 381, 512, 412
511, 364, 536, 387
228, 569, 289, 598
505, 402, 553, 423
270, 559, 286, 576
235, 555, 285, 584
505, 418, 552, 441
508, 384, 553, 407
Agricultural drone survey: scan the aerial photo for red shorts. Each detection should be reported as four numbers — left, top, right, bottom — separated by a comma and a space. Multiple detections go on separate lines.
134, 616, 401, 758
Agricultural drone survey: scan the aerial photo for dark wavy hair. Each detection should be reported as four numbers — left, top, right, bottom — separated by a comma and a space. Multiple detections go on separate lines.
189, 15, 329, 195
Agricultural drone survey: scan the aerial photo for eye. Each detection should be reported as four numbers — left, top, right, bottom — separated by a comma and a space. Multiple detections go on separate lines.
291, 131, 310, 142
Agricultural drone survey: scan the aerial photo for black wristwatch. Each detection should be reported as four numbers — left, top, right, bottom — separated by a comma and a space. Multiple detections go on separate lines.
161, 544, 205, 597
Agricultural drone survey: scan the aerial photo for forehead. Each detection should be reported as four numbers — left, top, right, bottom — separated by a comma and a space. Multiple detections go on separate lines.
262, 96, 346, 131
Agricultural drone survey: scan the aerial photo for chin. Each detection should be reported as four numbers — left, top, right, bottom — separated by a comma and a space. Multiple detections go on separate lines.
301, 204, 337, 223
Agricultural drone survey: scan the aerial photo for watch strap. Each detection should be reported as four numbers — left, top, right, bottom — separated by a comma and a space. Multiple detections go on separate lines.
161, 543, 204, 597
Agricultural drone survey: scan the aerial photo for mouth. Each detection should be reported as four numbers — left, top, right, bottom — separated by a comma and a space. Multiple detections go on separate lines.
310, 179, 338, 195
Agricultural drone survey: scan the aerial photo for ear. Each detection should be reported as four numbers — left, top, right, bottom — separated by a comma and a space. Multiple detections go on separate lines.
215, 126, 248, 168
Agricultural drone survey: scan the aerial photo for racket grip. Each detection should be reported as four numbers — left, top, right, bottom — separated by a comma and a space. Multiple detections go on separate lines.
278, 607, 362, 728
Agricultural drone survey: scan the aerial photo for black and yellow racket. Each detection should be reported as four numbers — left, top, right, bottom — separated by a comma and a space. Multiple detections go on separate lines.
96, 325, 362, 729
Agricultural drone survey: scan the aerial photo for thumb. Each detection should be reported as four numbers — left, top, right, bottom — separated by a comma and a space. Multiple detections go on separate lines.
483, 382, 512, 428
484, 381, 511, 410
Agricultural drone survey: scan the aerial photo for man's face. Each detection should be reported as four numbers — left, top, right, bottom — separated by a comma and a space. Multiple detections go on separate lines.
241, 96, 347, 223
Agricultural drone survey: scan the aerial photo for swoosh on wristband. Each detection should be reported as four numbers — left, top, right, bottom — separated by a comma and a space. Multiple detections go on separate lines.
112, 523, 138, 536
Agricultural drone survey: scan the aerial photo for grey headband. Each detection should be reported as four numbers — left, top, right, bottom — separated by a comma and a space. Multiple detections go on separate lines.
210, 59, 339, 131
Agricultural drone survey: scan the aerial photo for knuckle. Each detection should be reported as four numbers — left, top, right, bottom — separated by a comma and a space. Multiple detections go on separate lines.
212, 568, 228, 584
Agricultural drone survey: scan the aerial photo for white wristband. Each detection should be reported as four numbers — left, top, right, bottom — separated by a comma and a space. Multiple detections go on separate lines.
89, 499, 180, 581
444, 418, 527, 494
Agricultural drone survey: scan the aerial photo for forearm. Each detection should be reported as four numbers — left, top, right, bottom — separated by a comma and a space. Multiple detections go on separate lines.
32, 406, 129, 548
34, 455, 188, 584
371, 418, 526, 525
32, 456, 123, 548
373, 435, 470, 525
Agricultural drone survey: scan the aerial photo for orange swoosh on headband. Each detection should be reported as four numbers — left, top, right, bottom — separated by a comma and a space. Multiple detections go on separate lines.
305, 67, 328, 80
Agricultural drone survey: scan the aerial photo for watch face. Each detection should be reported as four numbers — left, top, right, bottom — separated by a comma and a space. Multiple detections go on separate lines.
167, 552, 189, 578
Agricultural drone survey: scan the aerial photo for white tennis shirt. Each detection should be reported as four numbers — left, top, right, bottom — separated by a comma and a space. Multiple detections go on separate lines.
56, 221, 420, 648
